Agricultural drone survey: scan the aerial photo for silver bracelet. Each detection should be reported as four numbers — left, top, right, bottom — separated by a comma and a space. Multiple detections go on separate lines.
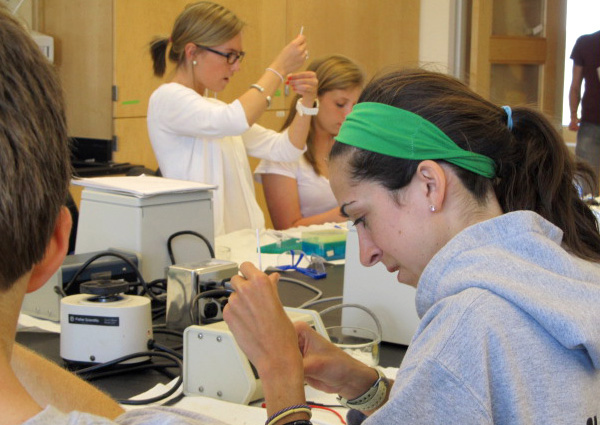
337, 368, 389, 412
250, 84, 272, 108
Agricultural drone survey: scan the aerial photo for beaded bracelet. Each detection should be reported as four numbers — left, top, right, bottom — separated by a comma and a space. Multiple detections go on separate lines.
265, 404, 312, 425
266, 67, 284, 83
281, 421, 312, 425
337, 367, 390, 412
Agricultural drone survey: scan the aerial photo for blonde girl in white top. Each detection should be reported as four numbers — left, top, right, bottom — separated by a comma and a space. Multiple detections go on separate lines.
255, 55, 364, 230
148, 1, 317, 235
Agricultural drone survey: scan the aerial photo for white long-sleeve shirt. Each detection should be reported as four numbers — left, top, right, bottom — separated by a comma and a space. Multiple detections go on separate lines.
147, 83, 305, 236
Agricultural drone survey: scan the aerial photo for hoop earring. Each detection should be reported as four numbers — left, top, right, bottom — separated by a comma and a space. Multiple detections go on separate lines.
429, 205, 436, 212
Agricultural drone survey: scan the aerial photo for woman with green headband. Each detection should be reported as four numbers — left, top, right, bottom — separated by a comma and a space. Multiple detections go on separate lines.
223, 69, 600, 424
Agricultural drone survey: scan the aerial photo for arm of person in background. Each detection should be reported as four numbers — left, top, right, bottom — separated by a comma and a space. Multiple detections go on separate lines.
569, 64, 583, 131
243, 71, 318, 158
223, 262, 392, 421
238, 34, 308, 131
285, 71, 318, 150
261, 173, 344, 229
11, 343, 124, 419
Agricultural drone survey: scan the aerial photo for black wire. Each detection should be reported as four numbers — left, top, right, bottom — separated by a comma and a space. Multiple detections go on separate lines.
139, 278, 167, 298
189, 289, 233, 325
152, 309, 166, 321
151, 342, 183, 360
167, 230, 215, 264
150, 329, 183, 352
78, 361, 179, 380
162, 392, 185, 406
61, 251, 162, 302
152, 328, 183, 338
74, 351, 183, 405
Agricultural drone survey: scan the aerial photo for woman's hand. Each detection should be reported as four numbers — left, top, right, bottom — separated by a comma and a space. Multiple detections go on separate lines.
269, 34, 308, 77
223, 262, 308, 417
287, 71, 318, 105
295, 321, 380, 400
223, 262, 303, 375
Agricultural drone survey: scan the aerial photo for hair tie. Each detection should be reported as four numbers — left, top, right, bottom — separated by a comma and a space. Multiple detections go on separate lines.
501, 105, 513, 131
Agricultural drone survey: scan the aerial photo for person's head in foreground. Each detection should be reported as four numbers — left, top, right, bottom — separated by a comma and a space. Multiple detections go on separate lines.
0, 5, 75, 422
329, 68, 600, 286
0, 6, 71, 296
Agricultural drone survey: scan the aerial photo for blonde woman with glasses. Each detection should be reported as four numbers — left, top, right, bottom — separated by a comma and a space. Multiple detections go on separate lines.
148, 1, 317, 236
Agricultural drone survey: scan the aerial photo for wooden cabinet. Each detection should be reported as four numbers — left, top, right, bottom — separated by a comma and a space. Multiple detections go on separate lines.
468, 0, 567, 123
38, 0, 113, 140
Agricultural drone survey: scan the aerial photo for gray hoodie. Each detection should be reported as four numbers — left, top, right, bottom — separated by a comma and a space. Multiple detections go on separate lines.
367, 211, 600, 424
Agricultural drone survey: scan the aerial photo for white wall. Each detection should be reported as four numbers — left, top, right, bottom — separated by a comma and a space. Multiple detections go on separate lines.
419, 0, 454, 72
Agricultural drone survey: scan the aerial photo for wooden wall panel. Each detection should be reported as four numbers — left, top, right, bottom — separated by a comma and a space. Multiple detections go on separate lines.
286, 0, 420, 87
39, 0, 112, 139
113, 117, 158, 171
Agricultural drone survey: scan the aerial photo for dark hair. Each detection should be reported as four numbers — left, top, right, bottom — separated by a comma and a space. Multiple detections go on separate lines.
0, 6, 71, 289
330, 68, 600, 261
150, 1, 244, 77
281, 55, 364, 176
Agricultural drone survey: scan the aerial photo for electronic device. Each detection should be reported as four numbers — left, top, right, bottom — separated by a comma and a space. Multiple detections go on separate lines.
75, 180, 215, 282
341, 225, 421, 346
166, 259, 239, 330
182, 307, 328, 405
21, 249, 139, 322
60, 280, 152, 365
70, 137, 113, 164
31, 31, 54, 63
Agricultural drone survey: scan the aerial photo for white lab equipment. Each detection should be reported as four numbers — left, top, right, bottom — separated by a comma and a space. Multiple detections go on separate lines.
74, 176, 216, 282
60, 283, 152, 365
183, 307, 328, 404
341, 224, 421, 346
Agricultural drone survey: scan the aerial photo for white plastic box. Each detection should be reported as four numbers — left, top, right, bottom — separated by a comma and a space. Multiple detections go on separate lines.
75, 188, 215, 282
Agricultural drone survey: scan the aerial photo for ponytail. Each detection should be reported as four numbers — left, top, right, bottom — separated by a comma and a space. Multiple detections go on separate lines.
149, 37, 169, 77
495, 107, 600, 261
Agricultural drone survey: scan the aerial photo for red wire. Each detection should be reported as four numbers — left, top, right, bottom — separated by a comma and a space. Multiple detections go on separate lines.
309, 404, 346, 424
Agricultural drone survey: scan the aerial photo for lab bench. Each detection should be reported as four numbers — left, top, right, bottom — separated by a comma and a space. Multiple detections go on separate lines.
16, 263, 408, 402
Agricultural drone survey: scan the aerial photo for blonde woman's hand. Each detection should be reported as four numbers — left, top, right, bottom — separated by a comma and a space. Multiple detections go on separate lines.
269, 34, 308, 77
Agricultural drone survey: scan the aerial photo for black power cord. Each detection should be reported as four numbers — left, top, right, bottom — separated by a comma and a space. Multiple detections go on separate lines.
74, 351, 183, 405
167, 230, 215, 264
189, 288, 233, 325
58, 251, 164, 302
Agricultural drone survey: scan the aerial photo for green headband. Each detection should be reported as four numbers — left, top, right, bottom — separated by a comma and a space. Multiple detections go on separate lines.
336, 102, 496, 178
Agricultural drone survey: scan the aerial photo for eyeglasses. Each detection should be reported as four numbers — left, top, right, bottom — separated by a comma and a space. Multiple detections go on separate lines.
196, 45, 245, 64
276, 250, 327, 280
